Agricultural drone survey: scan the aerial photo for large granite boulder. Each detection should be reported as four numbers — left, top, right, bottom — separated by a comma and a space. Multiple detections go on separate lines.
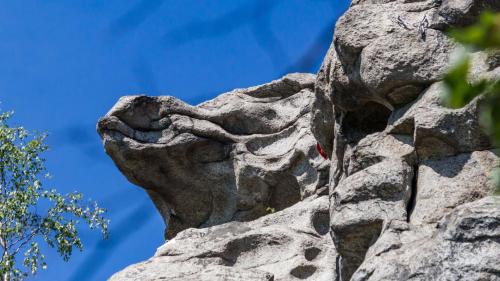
98, 73, 329, 238
309, 0, 500, 280
101, 0, 500, 280
311, 0, 500, 154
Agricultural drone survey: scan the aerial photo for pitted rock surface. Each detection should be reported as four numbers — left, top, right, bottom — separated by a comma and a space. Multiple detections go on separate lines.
352, 197, 500, 281
109, 197, 337, 281
310, 0, 500, 280
98, 73, 329, 239
101, 0, 500, 280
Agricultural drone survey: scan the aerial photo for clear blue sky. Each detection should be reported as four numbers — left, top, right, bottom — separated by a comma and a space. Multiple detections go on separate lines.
0, 1, 349, 280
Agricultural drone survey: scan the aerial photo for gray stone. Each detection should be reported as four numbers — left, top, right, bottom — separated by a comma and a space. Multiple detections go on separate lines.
311, 44, 336, 158
307, 1, 500, 280
320, 1, 455, 112
330, 159, 414, 280
346, 132, 416, 176
103, 1, 500, 280
438, 0, 500, 26
109, 262, 274, 281
98, 73, 329, 239
410, 150, 499, 225
352, 196, 500, 281
359, 29, 454, 97
310, 0, 499, 118
388, 82, 493, 159
109, 197, 337, 281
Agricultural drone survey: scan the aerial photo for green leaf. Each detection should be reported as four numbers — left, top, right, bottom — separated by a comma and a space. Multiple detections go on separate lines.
450, 11, 500, 49
442, 57, 487, 108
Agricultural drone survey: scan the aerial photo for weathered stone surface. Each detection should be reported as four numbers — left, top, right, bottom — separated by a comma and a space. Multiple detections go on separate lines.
411, 150, 499, 225
98, 73, 329, 238
330, 159, 413, 280
313, 0, 458, 114
311, 44, 336, 158
307, 1, 500, 280
352, 197, 500, 281
359, 29, 454, 97
311, 0, 500, 128
109, 196, 337, 281
109, 263, 274, 281
346, 132, 415, 176
102, 1, 500, 280
438, 0, 500, 26
388, 82, 493, 159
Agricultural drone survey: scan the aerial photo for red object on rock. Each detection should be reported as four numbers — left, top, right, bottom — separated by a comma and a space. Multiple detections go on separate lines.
316, 142, 329, 160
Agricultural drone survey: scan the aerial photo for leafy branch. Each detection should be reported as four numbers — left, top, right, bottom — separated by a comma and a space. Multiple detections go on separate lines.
442, 11, 500, 194
0, 111, 108, 280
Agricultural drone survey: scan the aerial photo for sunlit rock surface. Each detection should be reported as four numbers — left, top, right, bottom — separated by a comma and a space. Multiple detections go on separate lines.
109, 197, 336, 281
102, 0, 500, 280
310, 0, 500, 280
98, 73, 329, 239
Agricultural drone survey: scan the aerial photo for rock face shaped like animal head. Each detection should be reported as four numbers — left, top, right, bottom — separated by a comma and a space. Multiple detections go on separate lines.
98, 73, 329, 238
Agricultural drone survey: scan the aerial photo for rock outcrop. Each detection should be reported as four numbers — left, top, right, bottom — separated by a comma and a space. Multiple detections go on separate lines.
100, 0, 500, 280
98, 73, 329, 239
311, 0, 500, 280
352, 196, 500, 281
109, 196, 336, 281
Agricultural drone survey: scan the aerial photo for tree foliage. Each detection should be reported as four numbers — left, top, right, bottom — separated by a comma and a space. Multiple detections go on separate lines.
442, 11, 500, 194
0, 111, 108, 280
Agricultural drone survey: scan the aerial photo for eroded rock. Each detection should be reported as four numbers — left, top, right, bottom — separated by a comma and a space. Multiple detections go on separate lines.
411, 150, 499, 225
352, 197, 500, 281
330, 159, 413, 280
309, 1, 500, 280
109, 197, 337, 281
98, 73, 329, 238
102, 0, 500, 280
388, 82, 492, 159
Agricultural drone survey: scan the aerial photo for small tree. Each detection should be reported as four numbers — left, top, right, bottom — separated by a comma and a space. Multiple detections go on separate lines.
442, 11, 500, 194
0, 111, 108, 280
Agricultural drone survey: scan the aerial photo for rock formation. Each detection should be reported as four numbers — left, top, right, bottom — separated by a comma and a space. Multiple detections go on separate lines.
99, 0, 500, 280
109, 196, 336, 281
98, 73, 329, 239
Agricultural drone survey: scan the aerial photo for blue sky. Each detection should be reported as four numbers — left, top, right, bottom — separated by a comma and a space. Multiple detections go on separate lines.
0, 1, 350, 280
